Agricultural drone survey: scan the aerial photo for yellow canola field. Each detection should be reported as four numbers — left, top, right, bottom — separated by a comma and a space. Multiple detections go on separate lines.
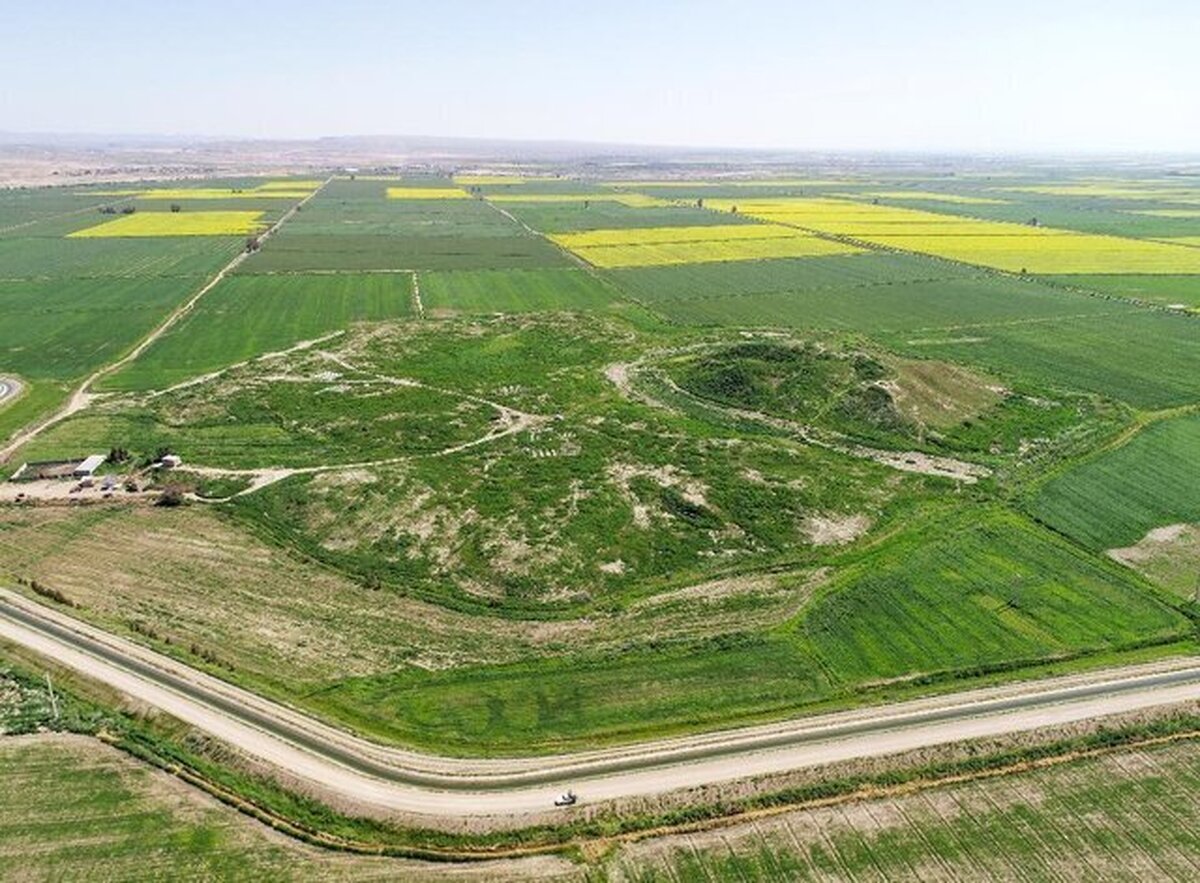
707, 197, 1200, 274
385, 187, 470, 200
568, 237, 861, 268
551, 222, 862, 268
551, 224, 800, 248
69, 211, 267, 238
864, 233, 1200, 274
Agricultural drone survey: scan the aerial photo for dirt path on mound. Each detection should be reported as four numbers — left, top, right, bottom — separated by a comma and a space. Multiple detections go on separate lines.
606, 359, 991, 484
183, 350, 548, 500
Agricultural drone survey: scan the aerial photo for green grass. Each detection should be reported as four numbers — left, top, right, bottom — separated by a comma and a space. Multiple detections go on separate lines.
0, 380, 67, 453
287, 182, 518, 237
607, 252, 968, 302
0, 234, 240, 278
420, 268, 619, 313
102, 272, 414, 390
1028, 412, 1200, 549
642, 274, 1117, 333
882, 308, 1200, 410
797, 507, 1185, 683
23, 371, 495, 471
0, 186, 124, 229
289, 505, 1187, 754
238, 180, 570, 271
497, 200, 755, 233
1052, 274, 1200, 308
240, 232, 569, 272
0, 276, 209, 380
0, 738, 404, 881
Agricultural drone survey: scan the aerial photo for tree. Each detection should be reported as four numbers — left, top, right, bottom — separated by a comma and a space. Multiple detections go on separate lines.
170, 203, 181, 213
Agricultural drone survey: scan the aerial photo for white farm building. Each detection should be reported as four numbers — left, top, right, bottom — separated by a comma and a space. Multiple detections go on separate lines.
72, 454, 106, 477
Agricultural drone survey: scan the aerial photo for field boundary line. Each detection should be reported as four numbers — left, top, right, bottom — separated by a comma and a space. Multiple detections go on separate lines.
0, 177, 333, 463
479, 195, 653, 311
411, 271, 424, 318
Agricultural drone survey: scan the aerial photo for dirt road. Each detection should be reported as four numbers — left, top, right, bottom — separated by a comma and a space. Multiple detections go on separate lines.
2, 586, 1198, 824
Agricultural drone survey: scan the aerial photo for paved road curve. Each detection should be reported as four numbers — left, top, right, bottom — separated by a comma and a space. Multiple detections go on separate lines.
2, 587, 1198, 822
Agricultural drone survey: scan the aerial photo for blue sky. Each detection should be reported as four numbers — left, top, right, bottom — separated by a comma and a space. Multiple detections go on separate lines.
4, 0, 1198, 152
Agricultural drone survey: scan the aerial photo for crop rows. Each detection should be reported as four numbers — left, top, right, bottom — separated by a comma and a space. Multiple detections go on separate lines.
551, 223, 861, 268
710, 197, 1200, 273
69, 210, 267, 238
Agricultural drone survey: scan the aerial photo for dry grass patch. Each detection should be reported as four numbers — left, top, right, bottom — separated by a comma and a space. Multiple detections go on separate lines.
1108, 523, 1200, 600
883, 356, 1005, 430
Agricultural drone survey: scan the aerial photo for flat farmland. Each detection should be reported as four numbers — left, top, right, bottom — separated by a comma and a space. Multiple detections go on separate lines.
0, 276, 211, 380
240, 231, 569, 272
493, 199, 751, 233
241, 183, 568, 272
2, 170, 1199, 767
639, 274, 1115, 333
551, 223, 862, 268
69, 210, 268, 238
1028, 412, 1200, 550
0, 186, 129, 229
710, 197, 1200, 273
101, 272, 415, 390
797, 507, 1184, 684
608, 252, 972, 303
419, 268, 617, 313
1053, 274, 1200, 309
881, 308, 1200, 409
0, 235, 241, 278
385, 186, 471, 200
103, 180, 319, 201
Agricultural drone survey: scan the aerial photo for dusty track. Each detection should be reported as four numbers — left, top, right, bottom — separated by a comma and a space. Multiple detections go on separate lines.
1, 586, 1198, 824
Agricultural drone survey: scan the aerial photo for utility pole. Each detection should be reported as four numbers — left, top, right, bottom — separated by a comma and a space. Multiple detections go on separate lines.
44, 672, 58, 721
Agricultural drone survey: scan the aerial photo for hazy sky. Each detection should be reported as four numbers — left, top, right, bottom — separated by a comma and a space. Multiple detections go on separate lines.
4, 0, 1198, 152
